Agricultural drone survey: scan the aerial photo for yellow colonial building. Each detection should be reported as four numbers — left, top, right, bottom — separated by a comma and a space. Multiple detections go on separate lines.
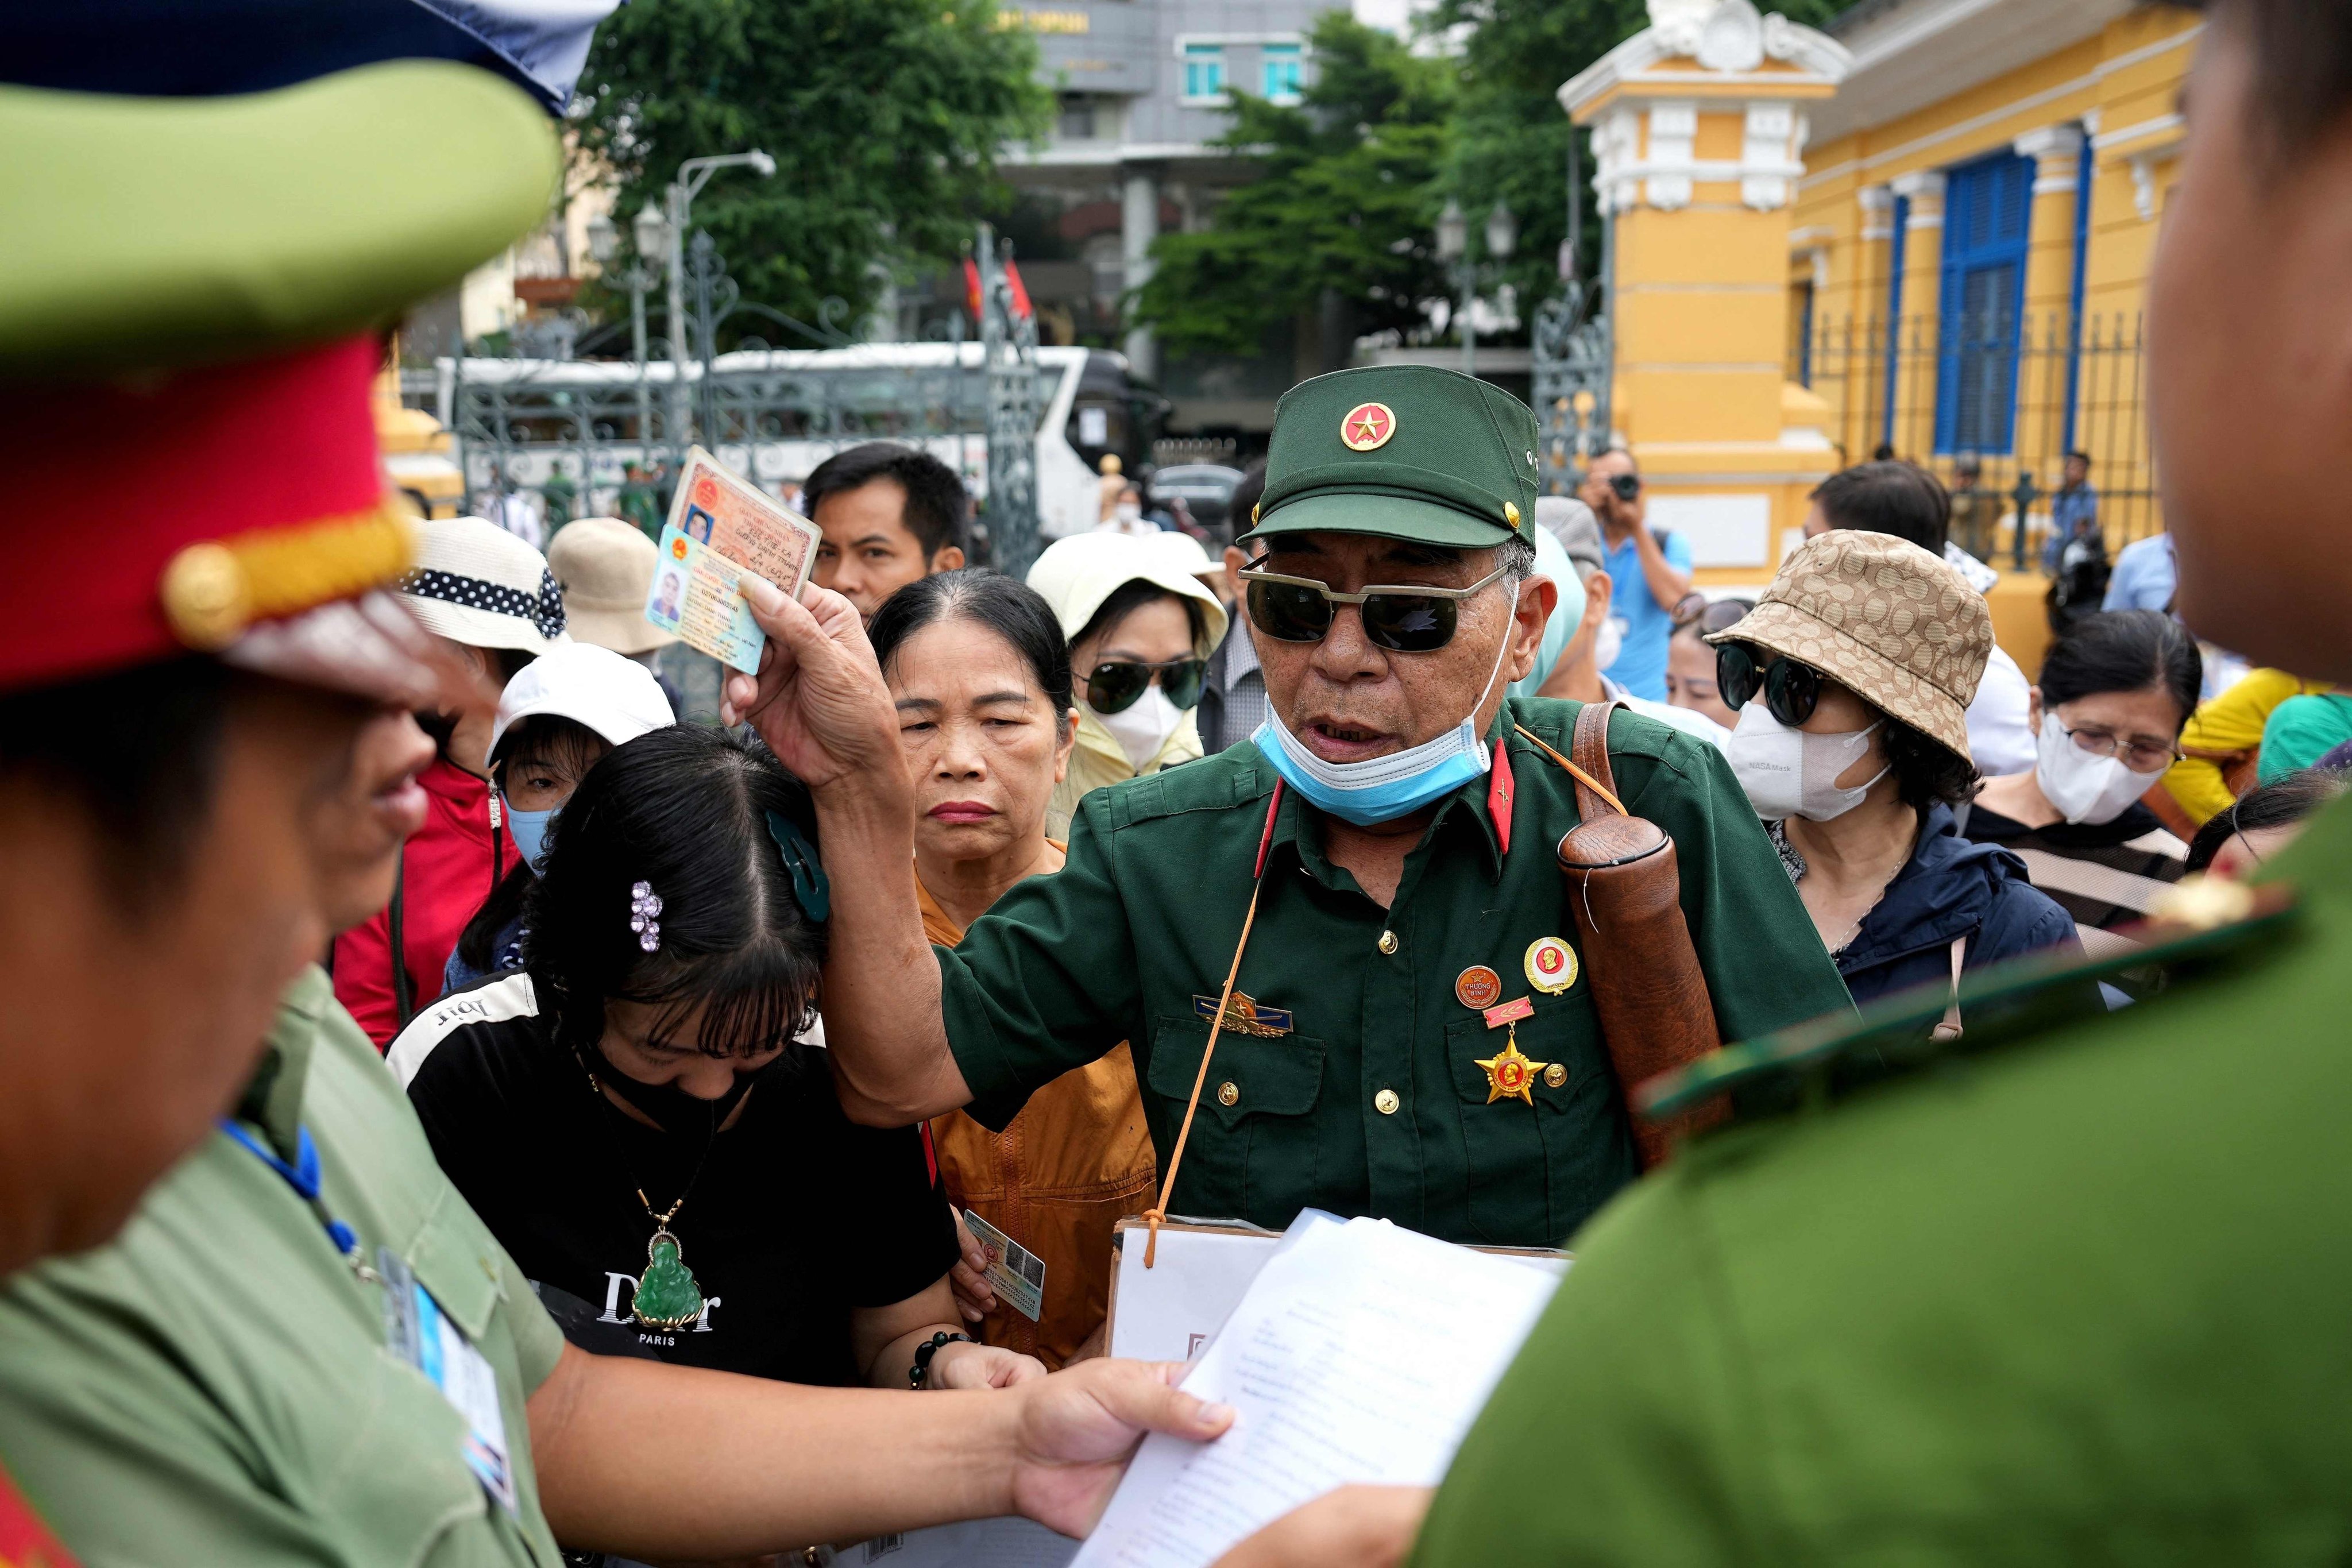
1562, 0, 2197, 666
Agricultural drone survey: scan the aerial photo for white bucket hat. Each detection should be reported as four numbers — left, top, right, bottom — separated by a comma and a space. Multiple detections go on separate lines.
484, 641, 675, 769
1025, 531, 1229, 656
548, 516, 677, 656
397, 515, 565, 652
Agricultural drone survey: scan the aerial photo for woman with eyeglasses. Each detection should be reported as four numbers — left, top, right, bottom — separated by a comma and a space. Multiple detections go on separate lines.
1713, 532, 2080, 1018
1026, 532, 1229, 839
1961, 611, 2201, 937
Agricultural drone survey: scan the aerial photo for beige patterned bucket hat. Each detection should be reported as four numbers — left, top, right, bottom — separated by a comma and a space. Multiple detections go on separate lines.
1708, 531, 1992, 764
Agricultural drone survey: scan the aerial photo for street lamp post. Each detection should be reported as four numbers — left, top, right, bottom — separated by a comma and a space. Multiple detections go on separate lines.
663, 150, 776, 443
586, 200, 670, 464
1436, 199, 1517, 380
1436, 199, 1470, 375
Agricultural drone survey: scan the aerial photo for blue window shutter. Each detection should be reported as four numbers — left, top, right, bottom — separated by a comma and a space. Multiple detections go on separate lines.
1934, 150, 2034, 454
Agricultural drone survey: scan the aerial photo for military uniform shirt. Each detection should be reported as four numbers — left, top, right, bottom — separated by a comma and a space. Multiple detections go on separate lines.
943, 698, 1854, 1249
1409, 799, 2352, 1564
0, 967, 567, 1567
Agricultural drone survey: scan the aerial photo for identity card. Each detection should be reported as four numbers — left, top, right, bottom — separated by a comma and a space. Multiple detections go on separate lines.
961, 1210, 1046, 1322
643, 446, 821, 673
378, 1249, 520, 1513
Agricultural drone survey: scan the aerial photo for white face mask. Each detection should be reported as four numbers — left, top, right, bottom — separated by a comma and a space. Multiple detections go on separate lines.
1113, 501, 1143, 524
1725, 704, 1888, 822
2034, 713, 2154, 824
1594, 615, 1625, 674
1091, 683, 1185, 771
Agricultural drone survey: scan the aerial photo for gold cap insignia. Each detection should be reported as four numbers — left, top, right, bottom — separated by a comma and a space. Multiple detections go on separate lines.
1339, 401, 1396, 452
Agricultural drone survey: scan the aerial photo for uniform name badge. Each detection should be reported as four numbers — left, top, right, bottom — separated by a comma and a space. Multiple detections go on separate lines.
379, 1250, 519, 1514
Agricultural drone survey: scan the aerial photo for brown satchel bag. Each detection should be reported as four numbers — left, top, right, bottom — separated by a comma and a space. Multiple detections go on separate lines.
1542, 700, 1729, 1168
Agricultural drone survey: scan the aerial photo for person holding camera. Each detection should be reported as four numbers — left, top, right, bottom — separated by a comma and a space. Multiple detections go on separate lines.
1578, 450, 1693, 701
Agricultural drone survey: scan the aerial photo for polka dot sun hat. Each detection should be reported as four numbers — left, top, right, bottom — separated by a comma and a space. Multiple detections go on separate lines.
395, 515, 566, 652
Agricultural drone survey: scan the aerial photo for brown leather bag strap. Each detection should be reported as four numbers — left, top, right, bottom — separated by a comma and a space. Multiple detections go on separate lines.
1570, 698, 1622, 821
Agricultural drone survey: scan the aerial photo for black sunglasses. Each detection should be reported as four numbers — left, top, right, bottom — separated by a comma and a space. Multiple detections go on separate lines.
1715, 643, 1822, 728
1237, 561, 1511, 654
1083, 656, 1206, 715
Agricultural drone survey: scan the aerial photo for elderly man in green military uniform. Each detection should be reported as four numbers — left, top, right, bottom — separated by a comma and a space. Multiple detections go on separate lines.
1210, 1, 2352, 1562
723, 364, 1850, 1248
0, 58, 1237, 1568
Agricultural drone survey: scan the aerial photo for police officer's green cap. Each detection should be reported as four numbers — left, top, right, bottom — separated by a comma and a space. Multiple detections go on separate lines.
0, 61, 559, 376
1238, 365, 1542, 551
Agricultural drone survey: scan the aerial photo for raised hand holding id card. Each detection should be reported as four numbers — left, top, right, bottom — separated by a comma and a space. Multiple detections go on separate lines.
643, 446, 821, 673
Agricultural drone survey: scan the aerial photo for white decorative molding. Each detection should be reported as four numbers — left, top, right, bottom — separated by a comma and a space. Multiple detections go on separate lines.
1590, 106, 1643, 214
2092, 111, 2183, 153
1741, 101, 1801, 208
2013, 122, 2085, 165
2127, 149, 2177, 221
1857, 183, 1894, 241
1560, 0, 1853, 118
1646, 102, 1697, 210
1893, 168, 1946, 228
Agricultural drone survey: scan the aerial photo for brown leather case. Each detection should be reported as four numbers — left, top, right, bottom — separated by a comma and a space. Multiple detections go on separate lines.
1554, 701, 1729, 1167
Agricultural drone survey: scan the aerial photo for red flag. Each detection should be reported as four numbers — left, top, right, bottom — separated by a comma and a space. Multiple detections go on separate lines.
961, 257, 1034, 322
961, 257, 983, 323
1003, 258, 1034, 320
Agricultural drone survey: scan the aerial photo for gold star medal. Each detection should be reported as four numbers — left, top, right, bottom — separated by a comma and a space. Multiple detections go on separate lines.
1475, 1023, 1550, 1107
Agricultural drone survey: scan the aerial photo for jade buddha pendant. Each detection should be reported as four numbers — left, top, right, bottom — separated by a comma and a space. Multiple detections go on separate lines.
631, 1230, 705, 1330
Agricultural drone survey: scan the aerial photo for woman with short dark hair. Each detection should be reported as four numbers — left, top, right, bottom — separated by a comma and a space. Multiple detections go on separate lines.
870, 571, 1157, 1370
1714, 532, 2080, 1017
391, 724, 1043, 1391
1963, 611, 2202, 935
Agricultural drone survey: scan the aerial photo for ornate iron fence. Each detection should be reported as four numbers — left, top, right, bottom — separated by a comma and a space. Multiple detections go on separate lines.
1528, 283, 1612, 499
1792, 310, 2155, 567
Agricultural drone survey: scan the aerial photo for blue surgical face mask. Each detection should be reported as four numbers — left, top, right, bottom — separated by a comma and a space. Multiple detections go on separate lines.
1252, 583, 1518, 828
502, 797, 557, 871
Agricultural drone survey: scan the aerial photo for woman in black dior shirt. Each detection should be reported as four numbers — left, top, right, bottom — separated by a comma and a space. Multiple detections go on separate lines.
394, 723, 1042, 1392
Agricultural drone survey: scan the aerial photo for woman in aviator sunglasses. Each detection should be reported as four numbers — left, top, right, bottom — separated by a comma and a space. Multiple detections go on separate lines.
1710, 532, 2081, 1019
1026, 533, 1229, 840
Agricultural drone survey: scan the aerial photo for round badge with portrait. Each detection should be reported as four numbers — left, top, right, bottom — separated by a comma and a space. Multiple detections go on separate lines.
1524, 937, 1579, 995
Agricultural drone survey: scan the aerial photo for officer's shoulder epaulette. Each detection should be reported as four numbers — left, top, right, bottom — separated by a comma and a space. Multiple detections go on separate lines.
1092, 746, 1270, 832
1643, 878, 2303, 1121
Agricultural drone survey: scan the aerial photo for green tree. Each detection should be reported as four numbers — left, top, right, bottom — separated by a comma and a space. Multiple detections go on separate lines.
573, 0, 1049, 340
1436, 0, 1844, 334
1131, 13, 1456, 360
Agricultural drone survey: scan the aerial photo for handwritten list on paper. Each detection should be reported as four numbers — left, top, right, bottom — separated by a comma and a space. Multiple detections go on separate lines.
1072, 1218, 1564, 1568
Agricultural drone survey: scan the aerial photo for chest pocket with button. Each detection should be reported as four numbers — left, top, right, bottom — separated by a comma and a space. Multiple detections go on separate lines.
1145, 1016, 1327, 1227
1443, 986, 1637, 1246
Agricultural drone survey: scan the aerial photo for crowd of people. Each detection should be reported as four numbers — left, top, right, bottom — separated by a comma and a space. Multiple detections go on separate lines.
7, 1, 2352, 1561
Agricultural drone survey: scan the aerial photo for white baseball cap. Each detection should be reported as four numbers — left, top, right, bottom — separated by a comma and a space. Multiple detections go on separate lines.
398, 515, 566, 652
485, 641, 675, 769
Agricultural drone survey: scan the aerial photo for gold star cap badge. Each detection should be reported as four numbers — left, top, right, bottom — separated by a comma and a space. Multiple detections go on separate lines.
1475, 1024, 1550, 1106
1339, 400, 1396, 451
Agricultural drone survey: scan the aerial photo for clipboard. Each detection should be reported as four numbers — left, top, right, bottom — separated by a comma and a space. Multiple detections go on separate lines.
1105, 1215, 1567, 1364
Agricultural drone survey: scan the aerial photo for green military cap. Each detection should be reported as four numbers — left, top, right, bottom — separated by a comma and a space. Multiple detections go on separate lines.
1238, 365, 1543, 551
0, 60, 558, 376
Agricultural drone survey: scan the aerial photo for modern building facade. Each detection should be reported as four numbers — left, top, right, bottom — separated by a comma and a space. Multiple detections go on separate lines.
997, 0, 1331, 434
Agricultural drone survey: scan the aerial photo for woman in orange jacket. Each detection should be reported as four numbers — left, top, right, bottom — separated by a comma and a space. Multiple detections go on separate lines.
868, 570, 1157, 1368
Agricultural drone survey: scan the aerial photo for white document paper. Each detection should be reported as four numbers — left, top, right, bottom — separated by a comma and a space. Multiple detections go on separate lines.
1107, 1222, 1285, 1364
1072, 1217, 1564, 1568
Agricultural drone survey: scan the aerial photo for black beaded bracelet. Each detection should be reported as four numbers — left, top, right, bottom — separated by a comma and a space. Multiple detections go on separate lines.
909, 1330, 974, 1389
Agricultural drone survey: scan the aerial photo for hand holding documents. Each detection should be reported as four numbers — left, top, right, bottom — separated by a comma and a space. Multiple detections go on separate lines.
1073, 1216, 1564, 1568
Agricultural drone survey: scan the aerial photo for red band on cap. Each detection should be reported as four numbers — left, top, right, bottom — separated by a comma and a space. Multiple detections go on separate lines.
0, 335, 387, 692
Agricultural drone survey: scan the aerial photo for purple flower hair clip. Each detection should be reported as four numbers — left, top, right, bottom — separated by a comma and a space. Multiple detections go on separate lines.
629, 880, 664, 953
